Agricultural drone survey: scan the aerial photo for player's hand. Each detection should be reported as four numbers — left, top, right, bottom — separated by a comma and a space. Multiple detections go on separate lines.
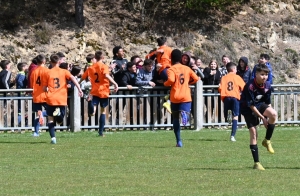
114, 84, 118, 92
262, 117, 268, 129
67, 84, 71, 88
156, 63, 162, 71
78, 90, 83, 97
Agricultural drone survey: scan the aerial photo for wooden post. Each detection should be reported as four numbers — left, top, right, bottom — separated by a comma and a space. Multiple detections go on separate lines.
70, 88, 81, 132
194, 80, 203, 130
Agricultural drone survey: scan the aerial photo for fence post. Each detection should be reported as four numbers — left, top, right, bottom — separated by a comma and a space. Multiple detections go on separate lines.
194, 80, 203, 130
70, 88, 81, 132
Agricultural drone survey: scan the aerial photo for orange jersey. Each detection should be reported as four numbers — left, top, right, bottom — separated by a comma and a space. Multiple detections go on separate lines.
145, 45, 172, 74
30, 66, 48, 103
164, 63, 199, 103
218, 72, 245, 101
42, 66, 72, 106
81, 62, 110, 98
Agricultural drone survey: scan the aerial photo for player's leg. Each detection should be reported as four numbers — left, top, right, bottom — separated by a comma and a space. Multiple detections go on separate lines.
46, 105, 57, 144
32, 103, 42, 137
261, 104, 277, 154
171, 103, 181, 147
230, 98, 240, 141
98, 98, 109, 137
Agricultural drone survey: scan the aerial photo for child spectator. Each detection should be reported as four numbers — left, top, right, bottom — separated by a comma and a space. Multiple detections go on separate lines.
251, 54, 273, 84
218, 62, 245, 142
237, 56, 252, 83
136, 59, 155, 87
15, 62, 28, 125
240, 63, 277, 170
121, 62, 137, 89
0, 60, 15, 99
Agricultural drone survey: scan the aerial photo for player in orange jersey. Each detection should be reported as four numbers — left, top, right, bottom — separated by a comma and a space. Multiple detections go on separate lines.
42, 54, 83, 144
218, 62, 245, 141
30, 54, 48, 137
79, 51, 118, 137
164, 49, 199, 147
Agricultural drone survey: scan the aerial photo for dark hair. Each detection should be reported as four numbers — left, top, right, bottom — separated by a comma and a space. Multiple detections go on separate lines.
171, 49, 182, 64
126, 62, 135, 70
0, 60, 10, 69
112, 46, 122, 57
71, 65, 81, 76
56, 52, 65, 58
17, 62, 27, 71
157, 37, 167, 46
59, 63, 69, 70
86, 54, 95, 63
95, 51, 103, 61
226, 62, 236, 72
50, 54, 60, 64
130, 55, 140, 63
260, 53, 270, 60
222, 54, 230, 60
143, 59, 153, 67
256, 63, 270, 73
32, 56, 38, 65
36, 54, 46, 64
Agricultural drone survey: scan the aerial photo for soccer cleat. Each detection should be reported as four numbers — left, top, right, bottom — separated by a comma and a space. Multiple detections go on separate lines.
230, 136, 236, 142
176, 140, 183, 147
262, 139, 274, 154
38, 110, 44, 125
53, 107, 61, 117
51, 138, 56, 144
253, 162, 265, 170
32, 132, 39, 137
181, 111, 188, 126
98, 134, 105, 137
163, 102, 172, 114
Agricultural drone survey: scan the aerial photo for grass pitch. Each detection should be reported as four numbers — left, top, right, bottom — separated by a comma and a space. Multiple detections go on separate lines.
1, 127, 300, 196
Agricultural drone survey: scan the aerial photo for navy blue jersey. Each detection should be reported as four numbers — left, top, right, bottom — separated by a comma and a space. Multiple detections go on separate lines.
240, 79, 272, 115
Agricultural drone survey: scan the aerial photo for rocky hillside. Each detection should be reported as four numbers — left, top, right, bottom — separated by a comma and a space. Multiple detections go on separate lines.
0, 0, 300, 84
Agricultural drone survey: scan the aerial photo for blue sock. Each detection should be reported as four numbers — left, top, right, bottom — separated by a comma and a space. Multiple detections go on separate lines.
99, 114, 105, 136
34, 118, 40, 134
173, 118, 181, 143
48, 122, 55, 138
88, 101, 94, 115
231, 119, 238, 137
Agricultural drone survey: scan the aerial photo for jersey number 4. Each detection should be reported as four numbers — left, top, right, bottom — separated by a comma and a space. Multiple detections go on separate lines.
36, 76, 41, 86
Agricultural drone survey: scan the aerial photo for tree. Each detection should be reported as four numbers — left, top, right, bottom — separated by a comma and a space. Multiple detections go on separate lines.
75, 0, 84, 28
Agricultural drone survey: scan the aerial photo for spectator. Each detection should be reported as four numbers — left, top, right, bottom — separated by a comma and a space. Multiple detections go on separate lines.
110, 46, 128, 86
251, 54, 273, 84
237, 56, 252, 83
15, 62, 28, 125
121, 62, 137, 89
219, 54, 230, 77
136, 59, 155, 87
0, 60, 15, 98
27, 57, 38, 88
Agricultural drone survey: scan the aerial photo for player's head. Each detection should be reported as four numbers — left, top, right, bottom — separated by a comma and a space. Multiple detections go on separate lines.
171, 49, 182, 65
50, 54, 60, 67
157, 37, 167, 46
86, 54, 95, 64
226, 62, 237, 73
255, 63, 269, 84
36, 54, 46, 65
56, 52, 66, 64
95, 51, 103, 61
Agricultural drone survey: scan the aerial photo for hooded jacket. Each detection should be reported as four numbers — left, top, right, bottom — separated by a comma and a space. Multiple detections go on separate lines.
237, 56, 252, 83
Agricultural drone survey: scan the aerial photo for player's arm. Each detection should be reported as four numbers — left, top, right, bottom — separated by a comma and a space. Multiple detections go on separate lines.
69, 75, 83, 97
105, 73, 118, 92
164, 69, 175, 86
78, 70, 88, 84
189, 70, 199, 85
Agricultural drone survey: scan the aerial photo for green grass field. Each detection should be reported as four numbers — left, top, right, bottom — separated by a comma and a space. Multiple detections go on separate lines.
1, 127, 300, 196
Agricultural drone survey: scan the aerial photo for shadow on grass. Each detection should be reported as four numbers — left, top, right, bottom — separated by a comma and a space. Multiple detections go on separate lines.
185, 138, 228, 142
185, 167, 244, 171
265, 166, 300, 170
0, 141, 47, 144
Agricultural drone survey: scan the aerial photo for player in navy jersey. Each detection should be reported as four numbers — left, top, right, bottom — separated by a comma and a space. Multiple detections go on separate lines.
240, 63, 277, 170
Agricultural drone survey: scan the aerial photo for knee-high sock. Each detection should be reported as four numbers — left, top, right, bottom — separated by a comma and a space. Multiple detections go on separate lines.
34, 118, 40, 134
265, 124, 275, 140
250, 144, 259, 163
88, 101, 94, 115
48, 122, 55, 138
173, 118, 181, 143
99, 114, 105, 136
231, 119, 238, 137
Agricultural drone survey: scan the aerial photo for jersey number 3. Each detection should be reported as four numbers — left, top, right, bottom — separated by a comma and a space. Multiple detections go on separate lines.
54, 78, 60, 88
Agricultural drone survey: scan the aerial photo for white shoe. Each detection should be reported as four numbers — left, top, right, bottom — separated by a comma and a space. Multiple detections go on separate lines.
230, 136, 236, 142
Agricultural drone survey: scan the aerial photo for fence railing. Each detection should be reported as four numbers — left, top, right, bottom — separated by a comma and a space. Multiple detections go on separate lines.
1, 82, 300, 131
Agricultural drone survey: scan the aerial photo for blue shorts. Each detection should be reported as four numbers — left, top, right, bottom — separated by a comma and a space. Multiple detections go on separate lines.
92, 96, 109, 108
171, 102, 191, 113
46, 105, 66, 118
223, 97, 240, 117
32, 102, 47, 112
159, 68, 168, 81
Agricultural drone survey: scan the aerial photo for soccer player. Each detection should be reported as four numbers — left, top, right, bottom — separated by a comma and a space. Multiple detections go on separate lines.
30, 54, 48, 137
240, 63, 277, 170
79, 51, 118, 137
164, 49, 199, 147
218, 62, 245, 142
42, 54, 83, 144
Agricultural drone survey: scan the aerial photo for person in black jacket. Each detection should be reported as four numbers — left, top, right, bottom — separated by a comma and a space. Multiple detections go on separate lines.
237, 56, 252, 83
203, 59, 222, 123
121, 62, 137, 89
0, 60, 15, 99
110, 46, 128, 86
